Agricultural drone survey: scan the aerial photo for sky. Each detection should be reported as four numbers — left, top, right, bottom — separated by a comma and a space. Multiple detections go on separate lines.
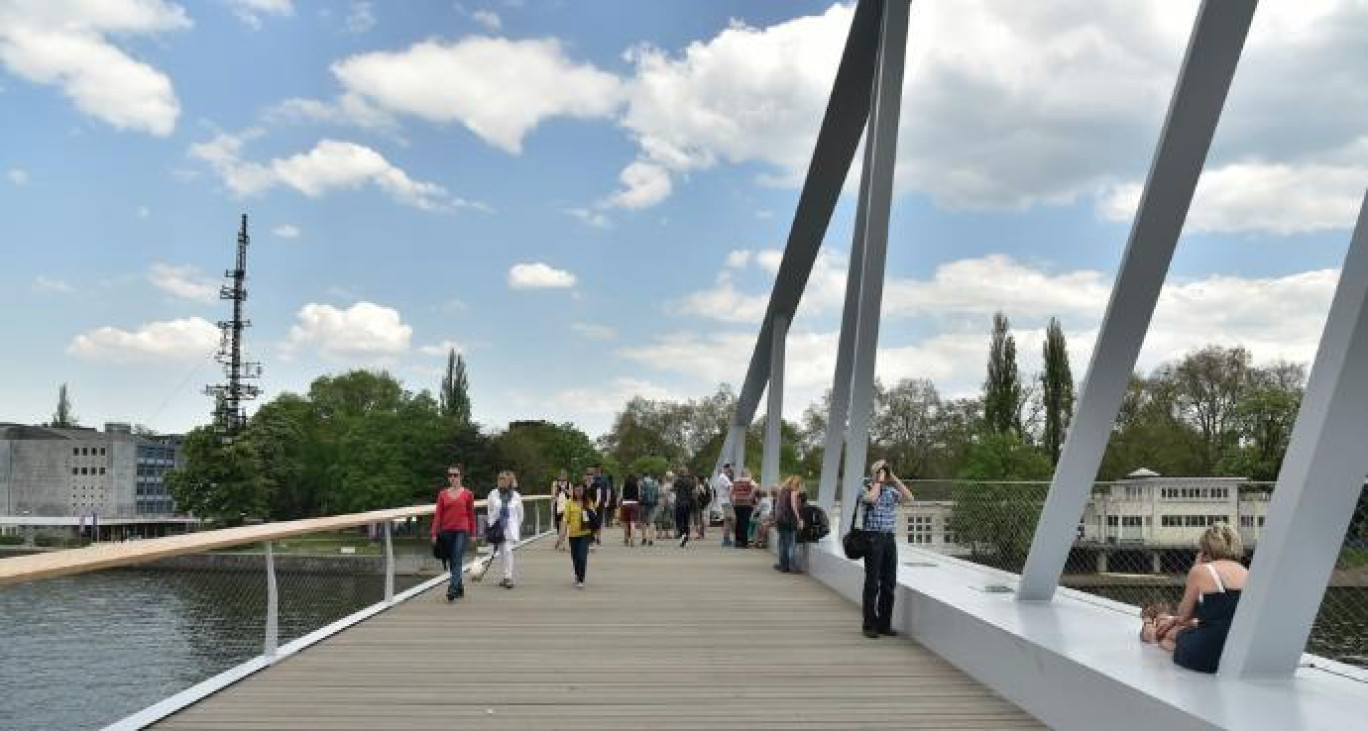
1, 0, 1366, 440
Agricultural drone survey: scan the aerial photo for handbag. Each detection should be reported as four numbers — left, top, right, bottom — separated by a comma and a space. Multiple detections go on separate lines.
842, 498, 869, 560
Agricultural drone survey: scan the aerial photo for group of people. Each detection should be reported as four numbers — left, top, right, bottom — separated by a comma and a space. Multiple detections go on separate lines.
430, 465, 525, 600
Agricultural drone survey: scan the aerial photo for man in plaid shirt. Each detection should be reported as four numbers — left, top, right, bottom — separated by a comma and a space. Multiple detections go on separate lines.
860, 459, 914, 639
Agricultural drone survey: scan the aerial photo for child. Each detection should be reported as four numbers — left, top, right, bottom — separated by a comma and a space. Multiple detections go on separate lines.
753, 489, 774, 549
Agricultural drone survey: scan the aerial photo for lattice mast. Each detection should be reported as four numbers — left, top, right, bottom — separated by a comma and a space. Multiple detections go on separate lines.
205, 214, 261, 438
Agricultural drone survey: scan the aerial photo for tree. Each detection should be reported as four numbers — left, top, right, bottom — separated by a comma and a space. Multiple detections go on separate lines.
982, 312, 1023, 437
1172, 345, 1253, 472
1216, 361, 1305, 480
1040, 318, 1075, 465
167, 426, 269, 523
947, 432, 1053, 569
872, 378, 941, 478
1099, 372, 1205, 479
51, 383, 78, 428
439, 350, 472, 424
493, 420, 601, 495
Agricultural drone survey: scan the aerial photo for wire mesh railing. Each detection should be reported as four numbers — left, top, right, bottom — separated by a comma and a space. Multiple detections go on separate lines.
0, 496, 553, 731
891, 479, 1368, 670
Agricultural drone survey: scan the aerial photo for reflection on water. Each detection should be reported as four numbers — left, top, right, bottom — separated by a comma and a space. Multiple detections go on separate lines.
0, 567, 422, 731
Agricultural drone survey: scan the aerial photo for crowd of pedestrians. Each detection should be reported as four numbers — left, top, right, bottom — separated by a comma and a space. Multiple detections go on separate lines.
431, 458, 918, 645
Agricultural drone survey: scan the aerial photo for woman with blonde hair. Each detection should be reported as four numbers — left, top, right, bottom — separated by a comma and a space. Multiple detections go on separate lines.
1147, 524, 1247, 673
486, 471, 524, 589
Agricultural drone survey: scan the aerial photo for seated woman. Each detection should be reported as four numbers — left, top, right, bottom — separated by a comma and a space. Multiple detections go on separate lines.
1143, 524, 1247, 673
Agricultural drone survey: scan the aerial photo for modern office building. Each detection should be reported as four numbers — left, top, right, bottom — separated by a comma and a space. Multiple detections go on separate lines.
0, 421, 185, 520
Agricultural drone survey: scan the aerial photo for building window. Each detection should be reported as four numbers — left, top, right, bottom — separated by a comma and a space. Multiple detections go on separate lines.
1122, 516, 1142, 527
99, 467, 106, 475
1258, 517, 1266, 527
1106, 516, 1119, 527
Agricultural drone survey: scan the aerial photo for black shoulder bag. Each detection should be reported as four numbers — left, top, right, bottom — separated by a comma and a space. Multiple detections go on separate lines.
841, 497, 869, 560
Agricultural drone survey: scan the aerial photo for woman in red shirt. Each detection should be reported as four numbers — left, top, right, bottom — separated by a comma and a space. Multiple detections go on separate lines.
431, 464, 476, 601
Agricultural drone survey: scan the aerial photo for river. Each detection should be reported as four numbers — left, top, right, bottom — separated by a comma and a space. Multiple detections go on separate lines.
0, 568, 424, 731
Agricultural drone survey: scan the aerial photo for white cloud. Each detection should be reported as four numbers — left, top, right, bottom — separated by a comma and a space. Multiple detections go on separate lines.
272, 223, 301, 238
724, 250, 752, 269
885, 255, 1111, 321
331, 36, 623, 154
285, 301, 412, 360
570, 322, 615, 341
471, 9, 501, 31
149, 263, 219, 303
226, 0, 292, 30
68, 317, 219, 363
508, 262, 576, 290
344, 1, 375, 34
32, 275, 73, 294
136, 205, 151, 218
550, 377, 678, 415
605, 1, 1368, 235
7, 167, 28, 185
564, 207, 611, 228
604, 159, 671, 209
0, 0, 189, 136
418, 339, 464, 356
189, 132, 479, 211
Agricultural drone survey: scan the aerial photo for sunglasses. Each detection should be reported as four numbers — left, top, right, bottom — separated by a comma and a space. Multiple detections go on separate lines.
447, 472, 461, 478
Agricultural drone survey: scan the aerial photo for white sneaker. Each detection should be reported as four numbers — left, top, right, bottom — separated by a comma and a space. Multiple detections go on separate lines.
575, 581, 584, 589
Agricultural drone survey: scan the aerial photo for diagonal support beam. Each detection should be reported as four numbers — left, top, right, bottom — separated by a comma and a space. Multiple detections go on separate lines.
1220, 191, 1368, 678
1017, 0, 1257, 601
729, 0, 885, 437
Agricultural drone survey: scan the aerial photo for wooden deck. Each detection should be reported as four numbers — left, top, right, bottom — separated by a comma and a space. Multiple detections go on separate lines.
157, 536, 1044, 730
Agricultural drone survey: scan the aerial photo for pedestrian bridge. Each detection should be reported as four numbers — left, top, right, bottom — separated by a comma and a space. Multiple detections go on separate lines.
2, 499, 1365, 730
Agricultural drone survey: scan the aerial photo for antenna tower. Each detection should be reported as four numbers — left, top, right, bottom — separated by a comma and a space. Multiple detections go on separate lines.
205, 214, 262, 438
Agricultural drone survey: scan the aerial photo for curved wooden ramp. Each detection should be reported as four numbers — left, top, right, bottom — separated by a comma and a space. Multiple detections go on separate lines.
157, 539, 1043, 730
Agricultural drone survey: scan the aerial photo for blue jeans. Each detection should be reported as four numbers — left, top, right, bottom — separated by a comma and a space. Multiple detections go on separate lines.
444, 530, 469, 594
777, 526, 797, 571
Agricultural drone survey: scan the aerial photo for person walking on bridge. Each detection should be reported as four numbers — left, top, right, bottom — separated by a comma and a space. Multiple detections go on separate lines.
432, 464, 476, 602
487, 471, 524, 589
620, 473, 641, 546
673, 468, 696, 548
638, 472, 661, 546
555, 480, 596, 588
729, 469, 756, 549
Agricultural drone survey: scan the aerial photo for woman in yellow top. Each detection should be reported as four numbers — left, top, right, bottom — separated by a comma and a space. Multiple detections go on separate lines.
555, 481, 595, 589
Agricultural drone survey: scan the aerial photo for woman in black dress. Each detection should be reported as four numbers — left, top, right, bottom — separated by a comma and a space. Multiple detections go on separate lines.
1157, 524, 1247, 673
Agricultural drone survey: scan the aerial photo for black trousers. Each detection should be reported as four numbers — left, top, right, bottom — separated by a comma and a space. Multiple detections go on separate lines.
733, 505, 754, 547
862, 532, 897, 632
674, 504, 692, 537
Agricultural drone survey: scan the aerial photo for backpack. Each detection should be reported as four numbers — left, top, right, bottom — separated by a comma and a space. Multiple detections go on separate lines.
800, 504, 830, 542
696, 480, 713, 508
640, 477, 660, 505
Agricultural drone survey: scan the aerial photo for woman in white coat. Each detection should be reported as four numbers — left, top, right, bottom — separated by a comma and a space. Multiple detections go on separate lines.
487, 471, 525, 589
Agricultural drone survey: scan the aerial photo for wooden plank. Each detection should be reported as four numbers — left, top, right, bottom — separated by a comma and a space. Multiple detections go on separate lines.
154, 539, 1043, 730
0, 498, 551, 586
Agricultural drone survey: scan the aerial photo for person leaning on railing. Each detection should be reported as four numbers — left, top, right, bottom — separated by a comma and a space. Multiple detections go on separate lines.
861, 459, 914, 639
432, 464, 477, 602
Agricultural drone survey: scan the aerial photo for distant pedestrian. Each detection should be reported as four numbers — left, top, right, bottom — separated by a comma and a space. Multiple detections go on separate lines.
713, 464, 734, 546
773, 476, 803, 573
592, 465, 610, 545
431, 464, 476, 601
639, 472, 661, 546
551, 470, 572, 540
693, 475, 713, 539
673, 469, 696, 547
555, 481, 596, 588
729, 469, 756, 548
752, 489, 773, 548
620, 473, 641, 546
580, 468, 601, 550
860, 460, 913, 639
487, 471, 524, 589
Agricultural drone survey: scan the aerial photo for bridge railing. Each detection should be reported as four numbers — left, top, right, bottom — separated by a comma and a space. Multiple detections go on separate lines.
867, 479, 1367, 670
0, 496, 554, 731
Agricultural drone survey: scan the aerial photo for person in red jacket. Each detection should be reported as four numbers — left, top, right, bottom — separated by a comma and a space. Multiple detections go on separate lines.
431, 464, 476, 601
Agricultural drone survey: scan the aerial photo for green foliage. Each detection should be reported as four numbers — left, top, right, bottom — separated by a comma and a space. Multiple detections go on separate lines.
630, 455, 671, 478
492, 420, 600, 495
982, 312, 1023, 437
956, 432, 1053, 482
1040, 318, 1074, 465
439, 350, 472, 424
51, 383, 78, 428
167, 426, 270, 524
0, 535, 25, 546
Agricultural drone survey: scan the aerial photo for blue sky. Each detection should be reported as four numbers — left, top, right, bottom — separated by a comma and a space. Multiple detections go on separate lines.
2, 0, 1366, 439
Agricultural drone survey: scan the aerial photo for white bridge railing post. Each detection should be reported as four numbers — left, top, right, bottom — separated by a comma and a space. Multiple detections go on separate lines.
263, 540, 278, 657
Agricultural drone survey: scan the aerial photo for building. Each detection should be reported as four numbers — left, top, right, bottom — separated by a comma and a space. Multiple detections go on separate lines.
903, 469, 1274, 556
0, 422, 185, 520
